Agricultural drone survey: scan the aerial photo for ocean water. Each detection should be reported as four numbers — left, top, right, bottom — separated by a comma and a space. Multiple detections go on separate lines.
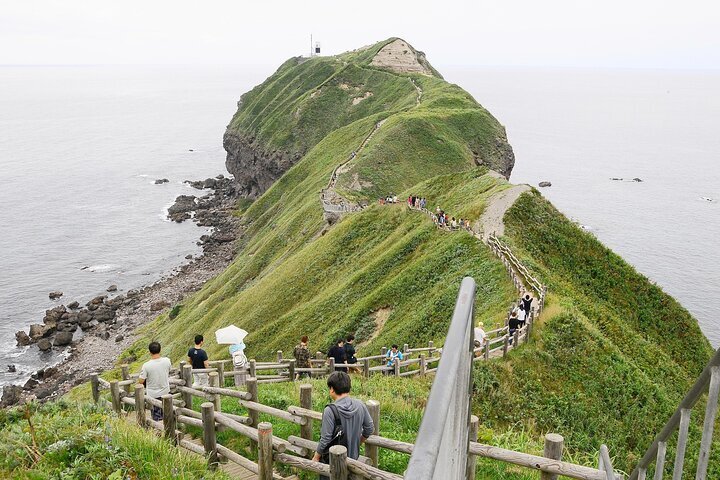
1, 65, 718, 395
445, 67, 720, 346
0, 65, 266, 391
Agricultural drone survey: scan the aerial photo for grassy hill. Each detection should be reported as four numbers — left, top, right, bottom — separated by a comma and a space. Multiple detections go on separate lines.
54, 38, 714, 477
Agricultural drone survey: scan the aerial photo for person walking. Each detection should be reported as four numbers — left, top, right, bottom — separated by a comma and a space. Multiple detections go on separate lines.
312, 372, 374, 479
344, 335, 359, 373
294, 335, 311, 379
521, 293, 533, 318
137, 341, 171, 421
188, 334, 210, 387
474, 322, 487, 349
327, 339, 348, 372
508, 311, 522, 345
516, 303, 527, 327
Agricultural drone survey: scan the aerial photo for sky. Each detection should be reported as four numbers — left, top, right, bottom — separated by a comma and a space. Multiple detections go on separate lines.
1, 0, 719, 69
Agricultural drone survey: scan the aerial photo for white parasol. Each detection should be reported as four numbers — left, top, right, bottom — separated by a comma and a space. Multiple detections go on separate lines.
215, 325, 248, 345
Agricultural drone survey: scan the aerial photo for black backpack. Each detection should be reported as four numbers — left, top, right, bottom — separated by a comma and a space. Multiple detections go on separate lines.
320, 404, 346, 463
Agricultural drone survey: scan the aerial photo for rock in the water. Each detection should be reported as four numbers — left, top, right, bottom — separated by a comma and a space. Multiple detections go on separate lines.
28, 324, 48, 340
89, 295, 106, 306
167, 195, 197, 222
115, 334, 124, 342
67, 301, 80, 309
23, 377, 38, 390
538, 181, 552, 188
48, 291, 63, 300
185, 254, 193, 260
107, 284, 118, 292
8, 364, 17, 373
154, 178, 169, 184
53, 331, 73, 347
37, 338, 52, 351
15, 330, 32, 346
0, 385, 23, 407
150, 300, 170, 312
633, 177, 643, 182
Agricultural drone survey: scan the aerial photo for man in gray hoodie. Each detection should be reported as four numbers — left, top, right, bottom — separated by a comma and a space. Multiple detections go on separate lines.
312, 371, 374, 477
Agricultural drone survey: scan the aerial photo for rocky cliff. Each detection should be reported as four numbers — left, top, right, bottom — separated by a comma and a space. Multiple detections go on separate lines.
223, 38, 515, 199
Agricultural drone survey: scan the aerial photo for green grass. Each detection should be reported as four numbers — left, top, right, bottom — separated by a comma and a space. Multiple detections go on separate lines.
58, 38, 715, 478
0, 401, 229, 479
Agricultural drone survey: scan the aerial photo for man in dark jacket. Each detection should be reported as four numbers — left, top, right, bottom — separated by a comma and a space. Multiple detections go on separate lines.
327, 338, 347, 372
344, 335, 357, 371
312, 372, 374, 479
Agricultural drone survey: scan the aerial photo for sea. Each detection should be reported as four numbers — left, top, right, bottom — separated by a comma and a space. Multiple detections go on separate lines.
1, 65, 718, 394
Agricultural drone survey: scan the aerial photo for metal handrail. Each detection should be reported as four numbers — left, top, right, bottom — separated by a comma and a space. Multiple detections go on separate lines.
629, 347, 720, 480
405, 277, 476, 479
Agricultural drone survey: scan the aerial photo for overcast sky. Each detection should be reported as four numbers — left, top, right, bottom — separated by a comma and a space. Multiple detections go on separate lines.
1, 0, 718, 69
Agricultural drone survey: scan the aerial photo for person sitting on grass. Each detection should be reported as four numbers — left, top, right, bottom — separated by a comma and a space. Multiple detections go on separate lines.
137, 341, 171, 421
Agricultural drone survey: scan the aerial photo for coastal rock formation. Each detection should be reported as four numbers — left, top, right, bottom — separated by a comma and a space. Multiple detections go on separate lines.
539, 181, 552, 187
223, 131, 300, 198
369, 38, 436, 76
49, 291, 63, 300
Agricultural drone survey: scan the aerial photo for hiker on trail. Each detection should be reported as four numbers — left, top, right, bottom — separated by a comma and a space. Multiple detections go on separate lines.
344, 335, 358, 372
420, 197, 426, 209
451, 217, 457, 229
229, 341, 248, 386
393, 195, 398, 203
436, 206, 441, 215
312, 372, 374, 479
474, 322, 487, 349
294, 336, 311, 379
521, 293, 533, 317
508, 311, 522, 345
407, 196, 413, 207
328, 339, 348, 372
516, 303, 527, 327
385, 344, 404, 374
138, 341, 171, 421
188, 334, 210, 387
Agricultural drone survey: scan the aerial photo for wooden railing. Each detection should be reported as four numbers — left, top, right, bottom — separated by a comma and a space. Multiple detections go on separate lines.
89, 278, 616, 480
629, 347, 720, 480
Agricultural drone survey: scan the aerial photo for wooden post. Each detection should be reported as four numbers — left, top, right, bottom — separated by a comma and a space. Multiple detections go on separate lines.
503, 335, 509, 357
217, 362, 225, 387
247, 377, 259, 451
90, 374, 100, 403
209, 371, 221, 412
249, 359, 257, 378
466, 415, 479, 480
288, 359, 296, 381
380, 347, 387, 365
330, 445, 349, 480
277, 350, 283, 363
672, 408, 692, 480
328, 357, 335, 374
365, 400, 380, 467
162, 394, 177, 445
403, 343, 409, 354
428, 341, 435, 357
181, 364, 193, 408
179, 360, 186, 371
696, 366, 720, 480
300, 384, 313, 441
541, 433, 564, 480
134, 384, 145, 427
419, 354, 426, 377
394, 357, 400, 376
513, 329, 519, 347
363, 358, 370, 378
121, 364, 131, 394
258, 422, 274, 480
110, 380, 121, 413
484, 342, 490, 360
654, 441, 667, 480
201, 402, 218, 469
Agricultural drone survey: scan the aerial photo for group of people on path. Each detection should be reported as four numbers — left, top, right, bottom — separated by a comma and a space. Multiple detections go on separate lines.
293, 336, 407, 376
407, 196, 427, 209
508, 293, 534, 344
378, 194, 398, 205
431, 205, 471, 230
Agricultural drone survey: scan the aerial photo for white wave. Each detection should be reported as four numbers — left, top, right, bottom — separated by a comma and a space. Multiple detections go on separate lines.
84, 264, 121, 273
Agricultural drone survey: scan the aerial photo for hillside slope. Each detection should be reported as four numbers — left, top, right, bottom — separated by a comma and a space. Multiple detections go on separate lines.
109, 38, 712, 474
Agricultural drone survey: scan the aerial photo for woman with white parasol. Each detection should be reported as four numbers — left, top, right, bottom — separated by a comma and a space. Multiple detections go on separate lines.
215, 325, 248, 386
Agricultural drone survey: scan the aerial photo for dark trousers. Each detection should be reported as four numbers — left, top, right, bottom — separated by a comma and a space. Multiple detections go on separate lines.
151, 403, 163, 421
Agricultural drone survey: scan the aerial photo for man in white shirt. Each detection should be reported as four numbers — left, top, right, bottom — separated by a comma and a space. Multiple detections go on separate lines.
137, 341, 171, 421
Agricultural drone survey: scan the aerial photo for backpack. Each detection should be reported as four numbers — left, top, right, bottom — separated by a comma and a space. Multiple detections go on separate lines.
320, 404, 346, 463
232, 351, 247, 368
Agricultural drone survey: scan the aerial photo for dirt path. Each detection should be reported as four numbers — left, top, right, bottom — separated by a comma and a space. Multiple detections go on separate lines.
478, 184, 530, 239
